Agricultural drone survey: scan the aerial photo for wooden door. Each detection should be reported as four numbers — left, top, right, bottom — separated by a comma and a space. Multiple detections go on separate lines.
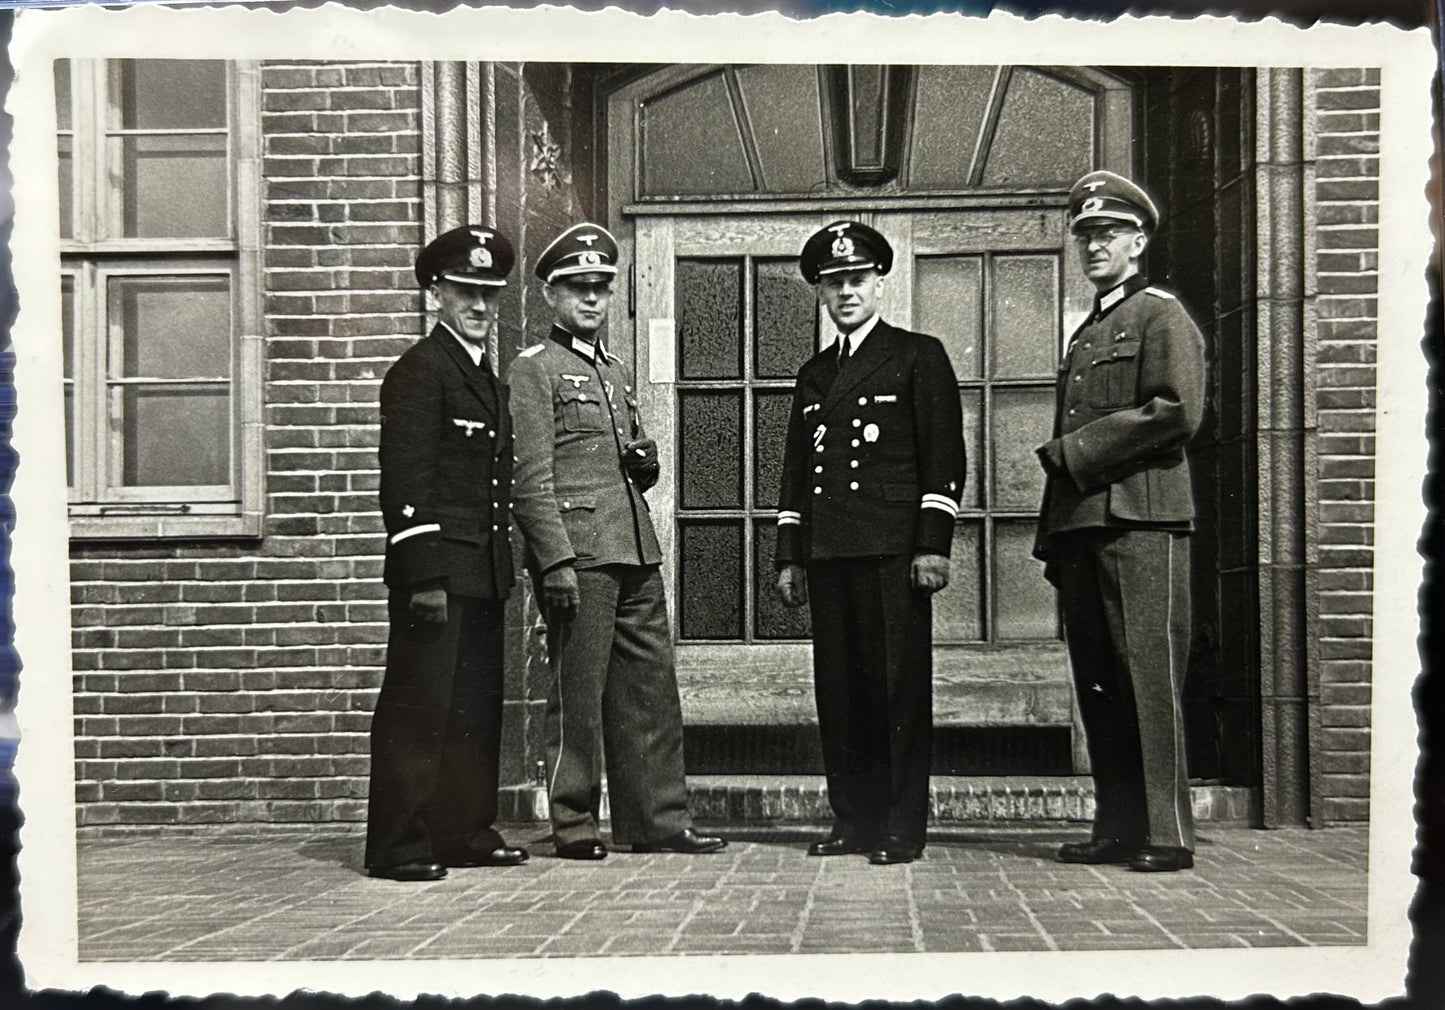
631, 207, 1095, 755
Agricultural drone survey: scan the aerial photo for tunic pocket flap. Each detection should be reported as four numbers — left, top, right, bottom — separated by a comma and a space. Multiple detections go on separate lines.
1091, 339, 1141, 365
558, 496, 597, 512
438, 514, 483, 544
557, 386, 600, 405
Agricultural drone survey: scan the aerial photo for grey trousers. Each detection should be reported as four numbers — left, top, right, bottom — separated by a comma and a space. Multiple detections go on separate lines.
1056, 528, 1195, 851
544, 563, 692, 847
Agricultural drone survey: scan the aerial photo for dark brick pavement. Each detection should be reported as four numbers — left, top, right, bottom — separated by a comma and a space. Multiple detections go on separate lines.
74, 823, 1368, 960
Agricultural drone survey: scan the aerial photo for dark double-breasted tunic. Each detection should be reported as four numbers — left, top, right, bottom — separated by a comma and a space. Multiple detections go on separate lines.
366, 324, 515, 869
507, 327, 691, 847
777, 319, 966, 848
1034, 276, 1205, 853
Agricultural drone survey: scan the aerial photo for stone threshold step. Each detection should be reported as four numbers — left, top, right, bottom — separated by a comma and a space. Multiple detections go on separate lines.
499, 776, 1260, 826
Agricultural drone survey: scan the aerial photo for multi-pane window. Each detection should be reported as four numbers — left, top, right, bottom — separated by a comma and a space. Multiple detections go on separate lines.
673, 256, 817, 642
57, 59, 261, 537
916, 251, 1062, 642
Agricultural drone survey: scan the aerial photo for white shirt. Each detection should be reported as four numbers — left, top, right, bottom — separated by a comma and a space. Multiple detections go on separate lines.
833, 312, 881, 357
439, 321, 485, 366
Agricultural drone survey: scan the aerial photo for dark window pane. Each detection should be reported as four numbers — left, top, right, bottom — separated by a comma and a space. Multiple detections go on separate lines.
679, 521, 743, 640
120, 385, 230, 486
58, 135, 73, 240
909, 65, 998, 189
54, 60, 71, 131
848, 66, 885, 164
755, 259, 816, 380
982, 69, 1095, 188
122, 134, 229, 239
994, 520, 1058, 640
991, 388, 1054, 510
933, 521, 983, 642
734, 65, 826, 193
64, 387, 74, 488
113, 276, 231, 379
61, 276, 74, 381
915, 255, 982, 380
677, 258, 742, 380
753, 390, 793, 509
993, 255, 1060, 378
641, 71, 754, 196
754, 520, 810, 640
679, 391, 742, 509
960, 389, 984, 510
118, 60, 227, 130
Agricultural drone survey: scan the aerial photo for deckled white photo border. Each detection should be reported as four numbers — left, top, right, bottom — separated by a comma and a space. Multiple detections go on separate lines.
6, 3, 1434, 1002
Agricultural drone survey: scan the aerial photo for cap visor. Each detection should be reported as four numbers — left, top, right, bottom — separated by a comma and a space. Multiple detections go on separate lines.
440, 273, 507, 286
816, 261, 880, 277
1070, 210, 1146, 230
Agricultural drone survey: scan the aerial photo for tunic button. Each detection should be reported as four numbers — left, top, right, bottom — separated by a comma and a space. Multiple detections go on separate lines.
492, 524, 499, 531
1068, 408, 1077, 416
562, 501, 570, 509
492, 478, 498, 486
815, 445, 824, 453
617, 427, 624, 436
1084, 342, 1091, 349
858, 397, 867, 406
813, 486, 822, 494
815, 465, 823, 474
850, 460, 859, 468
578, 393, 588, 401
852, 419, 861, 428
849, 481, 859, 491
851, 439, 860, 448
1073, 375, 1082, 382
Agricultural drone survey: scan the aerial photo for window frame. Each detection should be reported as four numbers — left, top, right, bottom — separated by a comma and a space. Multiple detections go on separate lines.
60, 58, 264, 540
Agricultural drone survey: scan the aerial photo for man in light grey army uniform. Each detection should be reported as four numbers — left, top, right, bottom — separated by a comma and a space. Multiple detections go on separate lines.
1034, 170, 1206, 874
507, 223, 725, 861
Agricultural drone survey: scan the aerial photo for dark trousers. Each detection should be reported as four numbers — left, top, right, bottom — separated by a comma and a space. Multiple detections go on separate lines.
1056, 528, 1195, 851
365, 592, 506, 868
544, 564, 691, 847
807, 554, 934, 848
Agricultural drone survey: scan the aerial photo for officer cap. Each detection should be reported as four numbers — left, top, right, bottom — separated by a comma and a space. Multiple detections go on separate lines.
536, 223, 620, 284
799, 221, 893, 285
415, 225, 515, 288
1068, 170, 1160, 234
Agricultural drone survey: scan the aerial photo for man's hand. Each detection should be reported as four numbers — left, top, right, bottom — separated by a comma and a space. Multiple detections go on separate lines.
1035, 440, 1068, 479
624, 437, 660, 491
543, 565, 580, 622
408, 585, 449, 624
777, 564, 808, 608
911, 552, 950, 594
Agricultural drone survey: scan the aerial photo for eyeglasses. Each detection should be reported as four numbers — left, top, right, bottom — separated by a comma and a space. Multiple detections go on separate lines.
1071, 227, 1139, 248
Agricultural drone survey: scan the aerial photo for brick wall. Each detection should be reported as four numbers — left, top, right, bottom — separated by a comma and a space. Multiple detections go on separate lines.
70, 61, 425, 826
1309, 68, 1379, 823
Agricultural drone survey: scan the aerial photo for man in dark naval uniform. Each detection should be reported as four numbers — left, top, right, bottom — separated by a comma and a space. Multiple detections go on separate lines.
507, 223, 725, 861
775, 221, 966, 866
1033, 170, 1206, 874
365, 225, 529, 881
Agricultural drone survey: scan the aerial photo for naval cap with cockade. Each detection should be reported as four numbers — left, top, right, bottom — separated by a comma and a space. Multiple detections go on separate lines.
536, 223, 620, 283
1067, 170, 1160, 233
415, 224, 516, 288
799, 221, 894, 285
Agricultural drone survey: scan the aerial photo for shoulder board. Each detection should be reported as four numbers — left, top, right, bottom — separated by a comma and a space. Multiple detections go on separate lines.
1144, 288, 1177, 300
518, 344, 545, 358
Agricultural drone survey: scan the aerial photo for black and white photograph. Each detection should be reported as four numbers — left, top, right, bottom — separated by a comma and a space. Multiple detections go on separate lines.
4, 3, 1433, 1002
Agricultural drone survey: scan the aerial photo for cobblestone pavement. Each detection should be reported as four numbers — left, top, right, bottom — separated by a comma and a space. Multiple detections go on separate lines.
76, 823, 1367, 961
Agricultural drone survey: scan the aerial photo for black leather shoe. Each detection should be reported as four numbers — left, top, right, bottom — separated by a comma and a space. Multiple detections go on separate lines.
867, 838, 923, 865
556, 839, 608, 860
1058, 838, 1139, 864
807, 835, 873, 857
632, 827, 728, 854
443, 845, 529, 867
367, 861, 447, 881
1128, 846, 1194, 872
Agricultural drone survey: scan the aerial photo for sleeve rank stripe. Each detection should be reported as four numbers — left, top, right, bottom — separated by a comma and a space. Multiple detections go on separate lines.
390, 523, 441, 545
921, 494, 959, 516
